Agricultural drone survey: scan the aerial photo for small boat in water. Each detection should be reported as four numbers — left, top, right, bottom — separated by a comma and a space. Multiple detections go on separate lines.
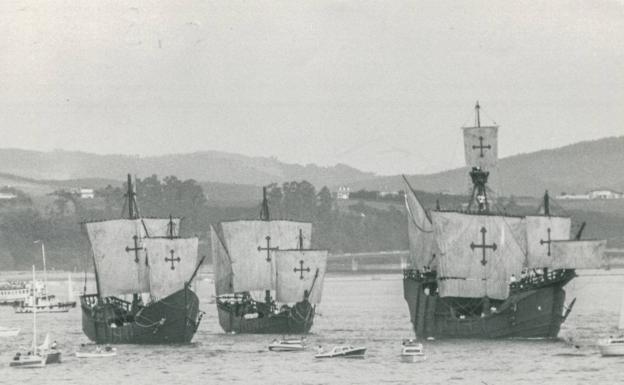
9, 266, 61, 369
75, 345, 117, 358
401, 339, 425, 363
315, 345, 366, 359
0, 326, 20, 337
599, 337, 624, 357
268, 337, 306, 352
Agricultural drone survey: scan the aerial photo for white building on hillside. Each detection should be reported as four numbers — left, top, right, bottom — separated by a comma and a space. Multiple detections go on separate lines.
336, 186, 350, 200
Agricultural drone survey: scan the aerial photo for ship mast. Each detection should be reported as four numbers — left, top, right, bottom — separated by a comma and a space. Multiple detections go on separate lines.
259, 186, 273, 306
260, 186, 270, 221
466, 101, 490, 213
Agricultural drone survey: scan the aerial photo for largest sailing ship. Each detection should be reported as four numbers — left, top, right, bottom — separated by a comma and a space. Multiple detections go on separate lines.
211, 188, 328, 334
403, 103, 606, 339
80, 175, 205, 344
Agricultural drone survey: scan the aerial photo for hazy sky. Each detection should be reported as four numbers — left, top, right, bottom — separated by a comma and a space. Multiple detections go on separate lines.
1, 1, 622, 175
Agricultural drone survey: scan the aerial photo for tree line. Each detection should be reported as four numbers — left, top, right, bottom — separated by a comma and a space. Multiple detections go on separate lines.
0, 176, 409, 270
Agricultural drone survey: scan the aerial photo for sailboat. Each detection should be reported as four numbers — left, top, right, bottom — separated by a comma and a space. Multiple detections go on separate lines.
9, 265, 61, 368
211, 187, 328, 334
402, 102, 606, 339
79, 174, 206, 344
14, 241, 76, 313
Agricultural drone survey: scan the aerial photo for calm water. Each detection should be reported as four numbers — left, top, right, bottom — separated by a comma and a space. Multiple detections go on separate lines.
1, 271, 624, 384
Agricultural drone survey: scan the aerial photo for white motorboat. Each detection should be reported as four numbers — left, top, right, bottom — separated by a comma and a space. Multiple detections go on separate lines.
0, 326, 20, 337
315, 345, 366, 359
268, 337, 306, 352
75, 345, 117, 358
599, 337, 624, 357
401, 339, 425, 363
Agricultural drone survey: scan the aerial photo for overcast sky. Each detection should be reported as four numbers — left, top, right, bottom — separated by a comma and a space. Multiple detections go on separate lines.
1, 1, 622, 175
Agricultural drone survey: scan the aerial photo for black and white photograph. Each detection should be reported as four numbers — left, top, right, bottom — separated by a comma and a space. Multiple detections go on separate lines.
0, 1, 622, 384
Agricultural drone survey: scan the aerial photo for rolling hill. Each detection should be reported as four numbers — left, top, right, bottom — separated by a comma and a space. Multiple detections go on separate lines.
0, 135, 622, 198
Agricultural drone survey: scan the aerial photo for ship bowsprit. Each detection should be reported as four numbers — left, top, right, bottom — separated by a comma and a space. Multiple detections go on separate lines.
80, 286, 203, 344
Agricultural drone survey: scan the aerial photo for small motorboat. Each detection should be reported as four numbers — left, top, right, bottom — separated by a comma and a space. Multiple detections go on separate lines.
315, 345, 366, 359
269, 337, 306, 352
0, 326, 20, 337
401, 339, 425, 363
599, 337, 624, 356
75, 345, 117, 358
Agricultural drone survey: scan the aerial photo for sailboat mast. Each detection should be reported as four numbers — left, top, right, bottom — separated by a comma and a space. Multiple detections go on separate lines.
32, 264, 37, 355
41, 242, 48, 300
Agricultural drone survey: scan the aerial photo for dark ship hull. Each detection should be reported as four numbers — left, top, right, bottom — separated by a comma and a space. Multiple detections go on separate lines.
80, 286, 202, 344
217, 297, 314, 334
403, 269, 576, 339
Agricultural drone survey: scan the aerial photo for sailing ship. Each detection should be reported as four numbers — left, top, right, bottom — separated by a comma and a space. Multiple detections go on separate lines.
402, 102, 606, 339
10, 265, 61, 368
211, 187, 328, 334
79, 175, 205, 344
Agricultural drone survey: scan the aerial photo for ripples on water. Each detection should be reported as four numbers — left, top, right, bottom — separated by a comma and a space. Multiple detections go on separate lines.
1, 271, 623, 384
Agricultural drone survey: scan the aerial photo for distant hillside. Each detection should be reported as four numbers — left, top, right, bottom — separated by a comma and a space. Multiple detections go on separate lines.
351, 136, 624, 197
0, 149, 375, 189
0, 135, 622, 198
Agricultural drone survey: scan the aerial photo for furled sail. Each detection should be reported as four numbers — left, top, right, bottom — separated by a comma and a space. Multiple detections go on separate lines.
403, 178, 436, 269
143, 237, 199, 301
211, 226, 233, 295
274, 249, 328, 304
463, 126, 498, 171
549, 240, 606, 270
525, 216, 571, 268
219, 220, 312, 292
432, 211, 525, 300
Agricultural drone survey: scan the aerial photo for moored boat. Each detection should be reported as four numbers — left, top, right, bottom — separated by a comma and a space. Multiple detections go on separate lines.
211, 188, 328, 334
401, 339, 425, 363
268, 337, 306, 352
9, 266, 61, 369
599, 337, 624, 357
79, 174, 205, 344
402, 102, 606, 339
315, 345, 366, 359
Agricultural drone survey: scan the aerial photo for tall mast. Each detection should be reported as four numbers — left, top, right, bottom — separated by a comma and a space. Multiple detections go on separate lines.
127, 174, 137, 219
32, 264, 37, 355
260, 186, 270, 221
35, 241, 49, 300
544, 190, 550, 216
475, 101, 481, 128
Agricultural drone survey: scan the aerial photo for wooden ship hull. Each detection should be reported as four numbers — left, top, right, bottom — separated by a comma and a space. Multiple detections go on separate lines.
403, 269, 576, 339
216, 297, 314, 334
80, 286, 202, 344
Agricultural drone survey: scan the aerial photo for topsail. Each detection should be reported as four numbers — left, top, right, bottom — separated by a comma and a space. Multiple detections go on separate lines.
462, 125, 498, 171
